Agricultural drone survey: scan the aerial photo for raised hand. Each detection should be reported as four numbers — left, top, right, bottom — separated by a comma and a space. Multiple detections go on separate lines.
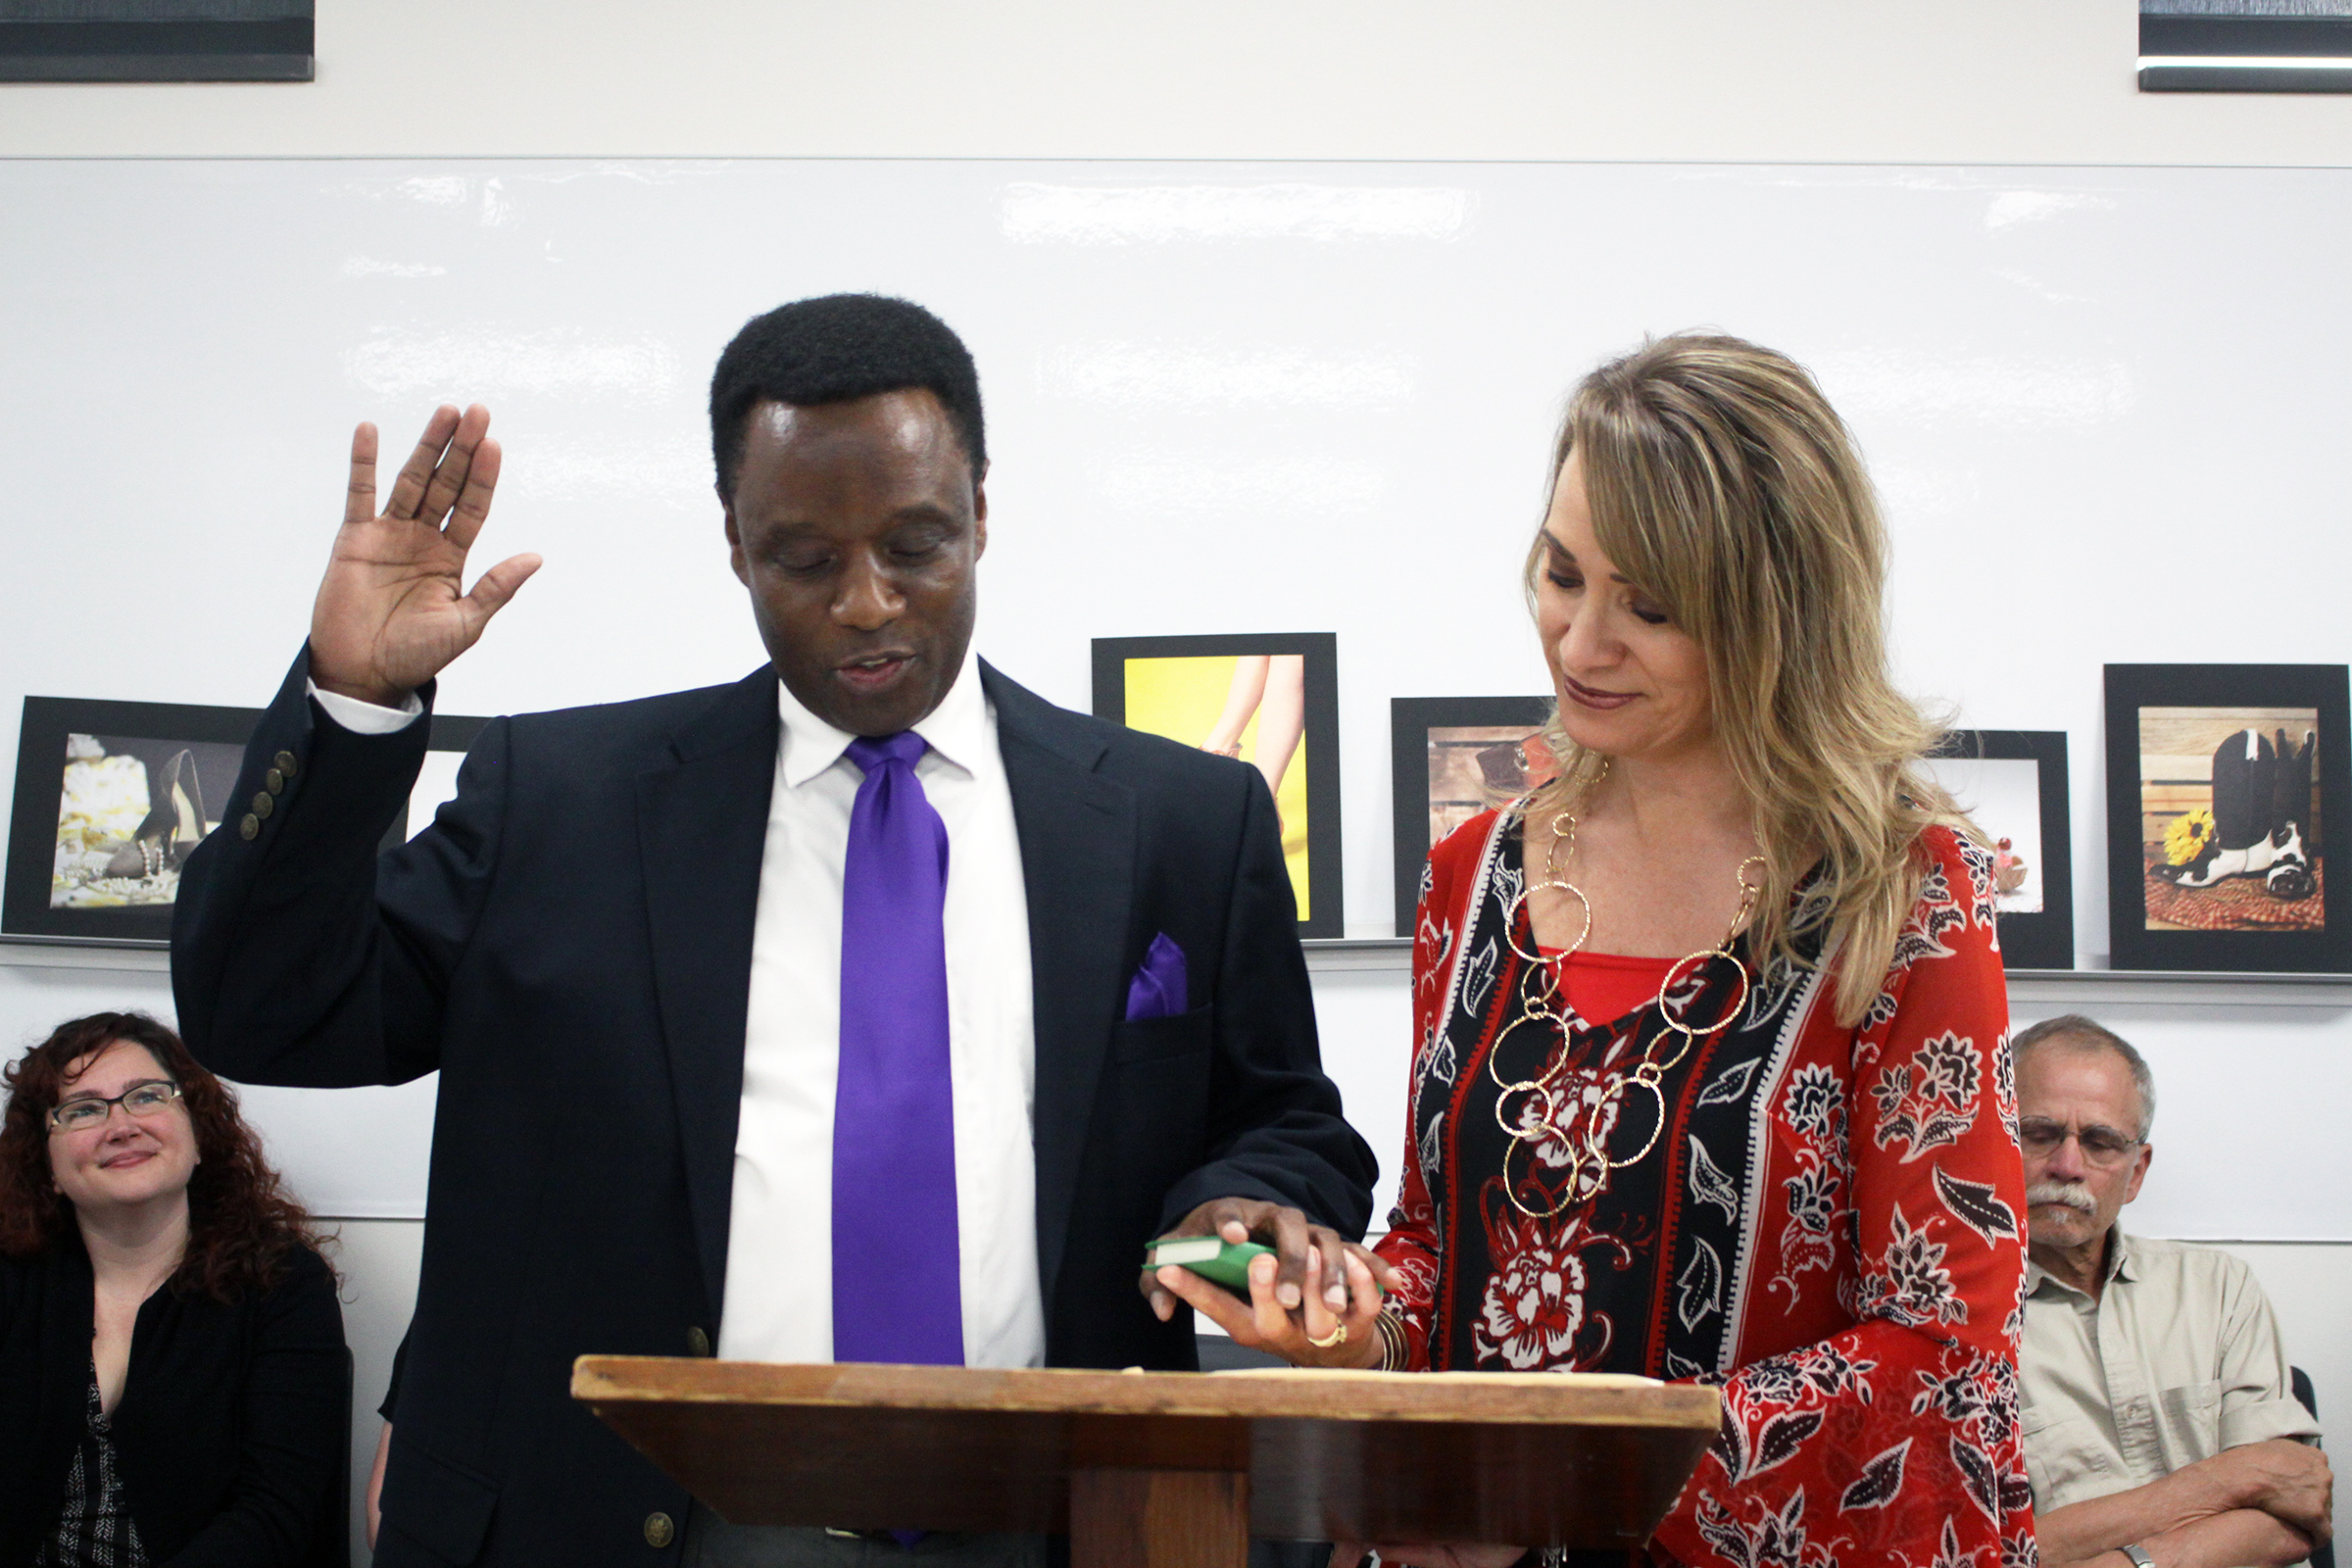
310, 405, 541, 706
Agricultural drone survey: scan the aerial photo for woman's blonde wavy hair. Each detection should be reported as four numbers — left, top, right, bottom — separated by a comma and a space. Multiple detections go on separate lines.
1521, 332, 1970, 1027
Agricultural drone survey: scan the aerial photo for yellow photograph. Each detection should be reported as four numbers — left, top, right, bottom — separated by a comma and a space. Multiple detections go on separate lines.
1092, 634, 1343, 937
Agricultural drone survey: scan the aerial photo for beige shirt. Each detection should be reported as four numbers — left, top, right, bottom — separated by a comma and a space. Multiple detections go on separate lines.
2021, 1230, 2322, 1514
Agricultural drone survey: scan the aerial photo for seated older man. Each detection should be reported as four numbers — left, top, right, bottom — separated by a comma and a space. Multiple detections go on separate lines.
2017, 1013, 2330, 1568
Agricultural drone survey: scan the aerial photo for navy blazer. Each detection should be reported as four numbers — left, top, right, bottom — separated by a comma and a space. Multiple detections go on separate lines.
0, 1241, 347, 1568
172, 653, 1376, 1568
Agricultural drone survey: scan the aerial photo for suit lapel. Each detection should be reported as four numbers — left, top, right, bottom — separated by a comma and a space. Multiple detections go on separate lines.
983, 663, 1137, 1305
636, 666, 781, 1325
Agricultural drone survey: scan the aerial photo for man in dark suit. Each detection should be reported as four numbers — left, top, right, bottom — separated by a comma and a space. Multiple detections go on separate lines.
172, 296, 1382, 1568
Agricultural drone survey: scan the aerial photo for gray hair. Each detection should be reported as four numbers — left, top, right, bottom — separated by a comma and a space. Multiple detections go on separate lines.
2012, 1013, 2156, 1140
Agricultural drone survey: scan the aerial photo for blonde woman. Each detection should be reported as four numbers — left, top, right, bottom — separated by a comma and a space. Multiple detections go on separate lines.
1190, 336, 2031, 1568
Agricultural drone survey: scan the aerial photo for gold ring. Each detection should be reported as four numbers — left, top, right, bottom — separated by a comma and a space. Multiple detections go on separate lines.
1305, 1322, 1349, 1349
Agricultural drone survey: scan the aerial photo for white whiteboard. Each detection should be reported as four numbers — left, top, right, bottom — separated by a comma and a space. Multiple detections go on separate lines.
3, 158, 2349, 1231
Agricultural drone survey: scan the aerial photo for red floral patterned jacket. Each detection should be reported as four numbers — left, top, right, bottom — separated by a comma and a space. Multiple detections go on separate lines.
1376, 810, 2034, 1568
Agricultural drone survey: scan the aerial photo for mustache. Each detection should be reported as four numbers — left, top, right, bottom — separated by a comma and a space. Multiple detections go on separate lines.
2027, 1180, 2097, 1215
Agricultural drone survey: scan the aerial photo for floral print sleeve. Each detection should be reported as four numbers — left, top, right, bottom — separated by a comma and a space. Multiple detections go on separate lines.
1649, 828, 2032, 1568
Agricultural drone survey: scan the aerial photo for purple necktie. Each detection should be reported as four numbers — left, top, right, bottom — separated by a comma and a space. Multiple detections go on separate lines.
832, 732, 963, 1367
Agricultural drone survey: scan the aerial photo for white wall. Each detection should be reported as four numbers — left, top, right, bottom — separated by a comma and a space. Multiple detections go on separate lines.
1, 1, 2351, 168
5, 6, 2351, 1564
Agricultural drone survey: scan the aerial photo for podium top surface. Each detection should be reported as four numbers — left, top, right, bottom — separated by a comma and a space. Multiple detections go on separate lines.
576, 1357, 1722, 1546
574, 1356, 1715, 1426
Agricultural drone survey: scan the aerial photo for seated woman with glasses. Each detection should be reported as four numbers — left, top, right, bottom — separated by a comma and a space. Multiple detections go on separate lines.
0, 1011, 347, 1568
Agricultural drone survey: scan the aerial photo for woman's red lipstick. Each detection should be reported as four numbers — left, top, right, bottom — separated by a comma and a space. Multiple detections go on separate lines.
1561, 674, 1638, 711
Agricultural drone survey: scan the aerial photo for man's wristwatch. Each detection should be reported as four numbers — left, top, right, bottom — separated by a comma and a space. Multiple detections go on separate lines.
2119, 1544, 2156, 1568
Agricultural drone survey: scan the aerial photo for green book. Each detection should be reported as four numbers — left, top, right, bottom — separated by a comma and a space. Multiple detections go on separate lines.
1143, 1234, 1272, 1294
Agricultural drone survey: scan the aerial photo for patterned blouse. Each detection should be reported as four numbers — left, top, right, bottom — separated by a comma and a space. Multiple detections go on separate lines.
1377, 809, 2034, 1568
34, 1362, 149, 1568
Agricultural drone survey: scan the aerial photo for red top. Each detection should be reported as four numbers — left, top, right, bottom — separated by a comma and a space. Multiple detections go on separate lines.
1539, 948, 1679, 1028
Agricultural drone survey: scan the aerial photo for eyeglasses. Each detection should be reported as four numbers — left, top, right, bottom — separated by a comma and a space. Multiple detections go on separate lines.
47, 1080, 182, 1134
2018, 1115, 2141, 1167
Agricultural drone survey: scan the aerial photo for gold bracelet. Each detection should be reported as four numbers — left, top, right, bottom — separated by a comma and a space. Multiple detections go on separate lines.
1372, 1308, 1410, 1371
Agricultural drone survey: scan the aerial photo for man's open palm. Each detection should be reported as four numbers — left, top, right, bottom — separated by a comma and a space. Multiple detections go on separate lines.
310, 404, 541, 706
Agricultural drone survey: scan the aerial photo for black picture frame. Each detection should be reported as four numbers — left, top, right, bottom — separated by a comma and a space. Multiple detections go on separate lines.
2104, 663, 2352, 973
1923, 729, 2075, 972
7, 696, 261, 944
1389, 696, 1554, 937
1090, 634, 1343, 939
6, 695, 489, 947
0, 4, 314, 83
2139, 7, 2352, 94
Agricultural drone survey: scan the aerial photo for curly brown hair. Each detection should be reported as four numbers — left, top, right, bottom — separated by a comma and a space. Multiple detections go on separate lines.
0, 1011, 332, 1300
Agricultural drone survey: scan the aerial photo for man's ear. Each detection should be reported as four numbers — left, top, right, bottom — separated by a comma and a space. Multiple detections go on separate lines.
2123, 1142, 2153, 1205
972, 462, 989, 561
721, 495, 751, 588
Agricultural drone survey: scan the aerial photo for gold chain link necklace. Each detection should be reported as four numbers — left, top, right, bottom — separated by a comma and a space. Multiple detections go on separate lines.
1488, 789, 1767, 1219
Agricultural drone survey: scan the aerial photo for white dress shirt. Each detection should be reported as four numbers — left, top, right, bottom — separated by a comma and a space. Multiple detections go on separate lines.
719, 648, 1042, 1367
308, 652, 1045, 1368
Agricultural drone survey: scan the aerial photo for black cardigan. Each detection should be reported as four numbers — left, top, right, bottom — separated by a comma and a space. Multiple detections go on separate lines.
0, 1237, 347, 1568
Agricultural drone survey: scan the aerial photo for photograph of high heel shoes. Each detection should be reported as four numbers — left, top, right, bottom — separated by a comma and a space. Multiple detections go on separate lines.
50, 733, 239, 909
9, 694, 489, 942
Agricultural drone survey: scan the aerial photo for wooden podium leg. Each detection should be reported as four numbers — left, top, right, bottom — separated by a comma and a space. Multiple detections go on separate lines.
1069, 1468, 1250, 1568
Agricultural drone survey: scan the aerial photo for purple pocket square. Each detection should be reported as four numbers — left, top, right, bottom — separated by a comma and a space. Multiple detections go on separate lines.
1124, 933, 1189, 1021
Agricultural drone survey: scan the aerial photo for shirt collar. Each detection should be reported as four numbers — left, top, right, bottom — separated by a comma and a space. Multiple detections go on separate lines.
775, 644, 987, 790
2026, 1224, 2132, 1299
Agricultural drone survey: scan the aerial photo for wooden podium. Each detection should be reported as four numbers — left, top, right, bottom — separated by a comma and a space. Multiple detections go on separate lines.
575, 1357, 1720, 1566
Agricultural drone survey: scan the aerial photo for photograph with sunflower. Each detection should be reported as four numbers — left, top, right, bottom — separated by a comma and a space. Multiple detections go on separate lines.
2139, 708, 2322, 932
2106, 664, 2352, 973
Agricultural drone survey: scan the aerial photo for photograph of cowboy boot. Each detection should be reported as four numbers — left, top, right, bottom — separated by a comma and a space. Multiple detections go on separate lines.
2105, 664, 2347, 972
2140, 708, 2323, 932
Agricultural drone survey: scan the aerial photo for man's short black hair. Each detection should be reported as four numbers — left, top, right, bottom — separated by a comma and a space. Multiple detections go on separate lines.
709, 293, 986, 501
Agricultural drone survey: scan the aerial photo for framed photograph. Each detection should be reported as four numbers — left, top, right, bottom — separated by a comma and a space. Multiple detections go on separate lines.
6, 695, 489, 945
6, 697, 258, 943
2104, 664, 2352, 973
1389, 697, 1557, 936
1091, 634, 1342, 939
1920, 730, 2075, 971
